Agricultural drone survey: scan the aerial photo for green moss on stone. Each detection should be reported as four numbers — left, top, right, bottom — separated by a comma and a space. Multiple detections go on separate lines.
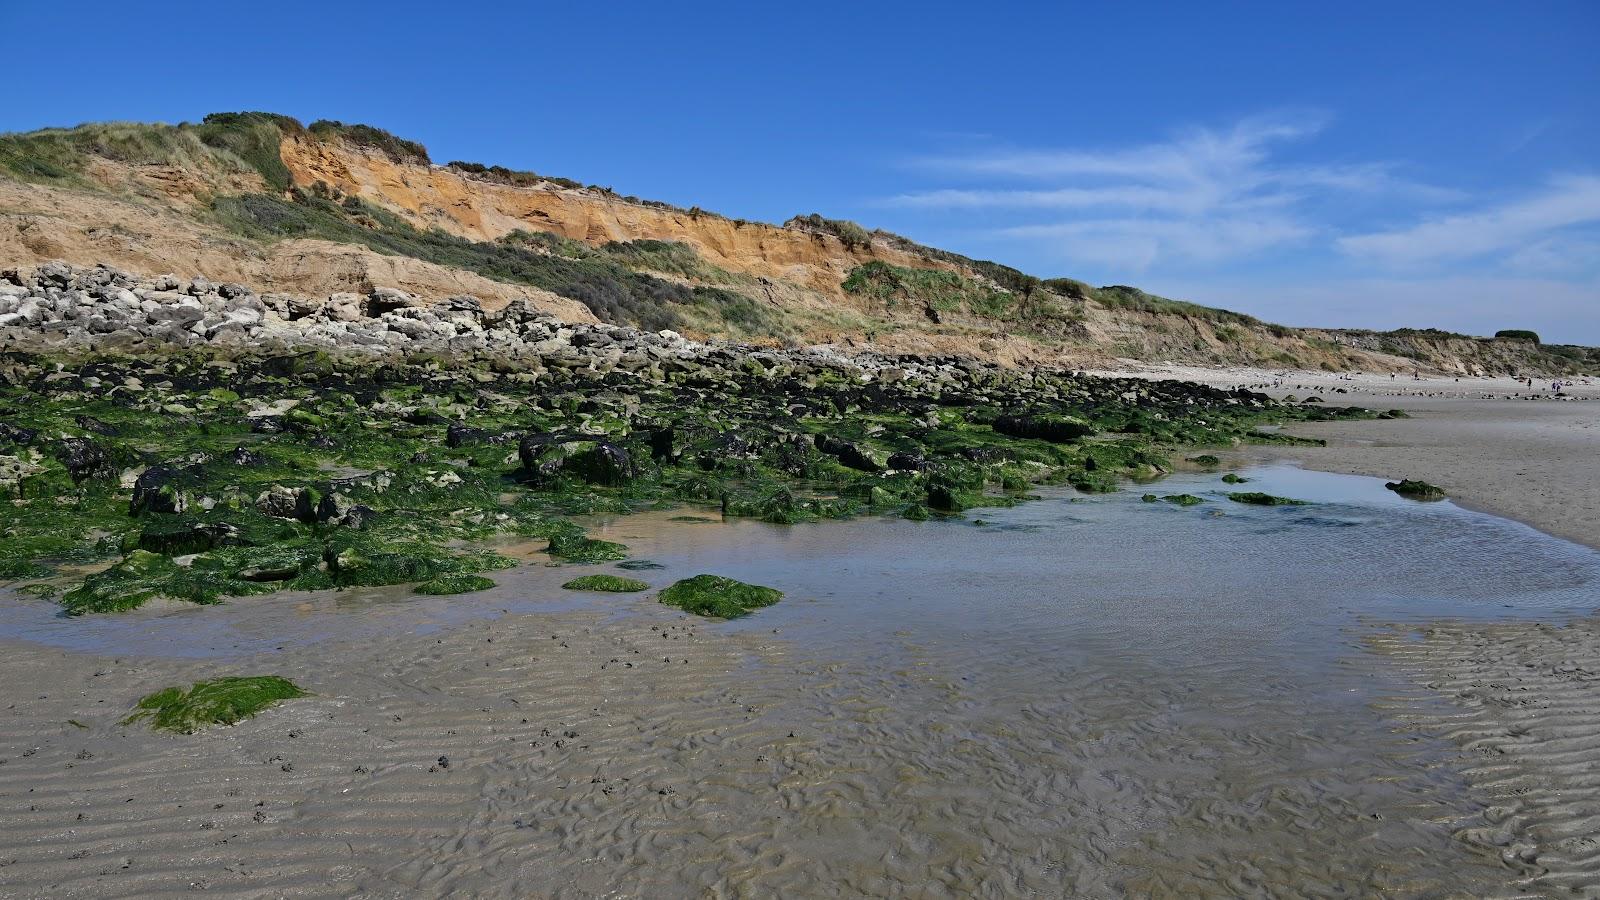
1385, 479, 1446, 501
545, 524, 629, 562
1226, 492, 1308, 506
658, 574, 782, 619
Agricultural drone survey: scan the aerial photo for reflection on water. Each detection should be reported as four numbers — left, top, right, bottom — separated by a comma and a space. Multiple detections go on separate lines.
4, 462, 1598, 894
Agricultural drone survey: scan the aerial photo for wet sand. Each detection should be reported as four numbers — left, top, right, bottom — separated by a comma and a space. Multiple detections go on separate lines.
1188, 370, 1600, 897
1102, 365, 1600, 551
1369, 616, 1600, 896
1265, 391, 1600, 553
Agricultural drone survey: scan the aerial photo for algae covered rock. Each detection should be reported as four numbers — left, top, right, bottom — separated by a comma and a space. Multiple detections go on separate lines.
1221, 473, 1249, 484
992, 414, 1094, 444
814, 434, 881, 473
322, 535, 515, 588
562, 574, 650, 592
415, 574, 496, 594
1385, 479, 1446, 501
658, 574, 782, 618
1226, 492, 1308, 506
519, 434, 634, 486
61, 550, 211, 615
129, 465, 190, 516
1162, 494, 1206, 506
122, 676, 308, 734
1187, 454, 1222, 468
1068, 470, 1117, 494
545, 523, 629, 562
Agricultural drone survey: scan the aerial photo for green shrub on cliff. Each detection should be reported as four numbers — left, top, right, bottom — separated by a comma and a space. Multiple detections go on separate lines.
308, 119, 430, 165
786, 213, 873, 249
843, 260, 1016, 320
214, 191, 777, 333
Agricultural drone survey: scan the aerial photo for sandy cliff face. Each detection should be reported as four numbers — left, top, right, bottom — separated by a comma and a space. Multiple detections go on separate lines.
0, 177, 596, 322
1, 119, 1591, 375
278, 136, 952, 300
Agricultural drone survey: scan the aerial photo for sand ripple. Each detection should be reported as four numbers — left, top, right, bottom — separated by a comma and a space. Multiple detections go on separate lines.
1371, 615, 1600, 897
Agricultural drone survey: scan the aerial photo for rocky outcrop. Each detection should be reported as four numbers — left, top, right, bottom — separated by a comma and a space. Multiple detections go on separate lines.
0, 261, 620, 365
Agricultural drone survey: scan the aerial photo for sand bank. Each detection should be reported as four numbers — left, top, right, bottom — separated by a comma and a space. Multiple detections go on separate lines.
1098, 363, 1600, 550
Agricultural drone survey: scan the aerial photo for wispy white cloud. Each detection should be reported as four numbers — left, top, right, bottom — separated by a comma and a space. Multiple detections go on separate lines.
1337, 174, 1600, 267
882, 112, 1451, 270
996, 217, 1313, 270
874, 112, 1598, 339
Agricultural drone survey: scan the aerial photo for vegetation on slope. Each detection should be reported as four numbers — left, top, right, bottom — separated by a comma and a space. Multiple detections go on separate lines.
0, 116, 292, 188
213, 190, 783, 335
842, 260, 1083, 332
785, 213, 874, 250
307, 119, 430, 165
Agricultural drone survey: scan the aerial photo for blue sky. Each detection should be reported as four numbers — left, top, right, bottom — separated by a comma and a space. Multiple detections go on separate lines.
4, 0, 1597, 341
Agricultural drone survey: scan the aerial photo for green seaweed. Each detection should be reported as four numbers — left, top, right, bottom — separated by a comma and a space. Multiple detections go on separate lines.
658, 574, 783, 619
323, 536, 515, 588
545, 524, 629, 562
122, 676, 308, 734
415, 574, 497, 594
562, 574, 650, 592
1385, 479, 1446, 501
1226, 492, 1308, 506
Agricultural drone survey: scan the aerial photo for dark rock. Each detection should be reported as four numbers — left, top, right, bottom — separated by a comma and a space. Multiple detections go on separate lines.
563, 440, 633, 486
0, 423, 39, 446
993, 414, 1095, 443
130, 465, 189, 516
317, 492, 375, 529
55, 438, 112, 484
814, 434, 880, 472
446, 423, 489, 448
519, 434, 634, 486
74, 415, 120, 435
1385, 479, 1446, 501
136, 521, 240, 555
886, 451, 929, 472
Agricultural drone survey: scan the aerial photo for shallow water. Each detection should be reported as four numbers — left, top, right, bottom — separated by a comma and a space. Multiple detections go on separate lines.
5, 462, 1598, 894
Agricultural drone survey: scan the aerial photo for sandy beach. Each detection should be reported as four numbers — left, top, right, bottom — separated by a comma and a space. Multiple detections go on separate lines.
1102, 363, 1600, 550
